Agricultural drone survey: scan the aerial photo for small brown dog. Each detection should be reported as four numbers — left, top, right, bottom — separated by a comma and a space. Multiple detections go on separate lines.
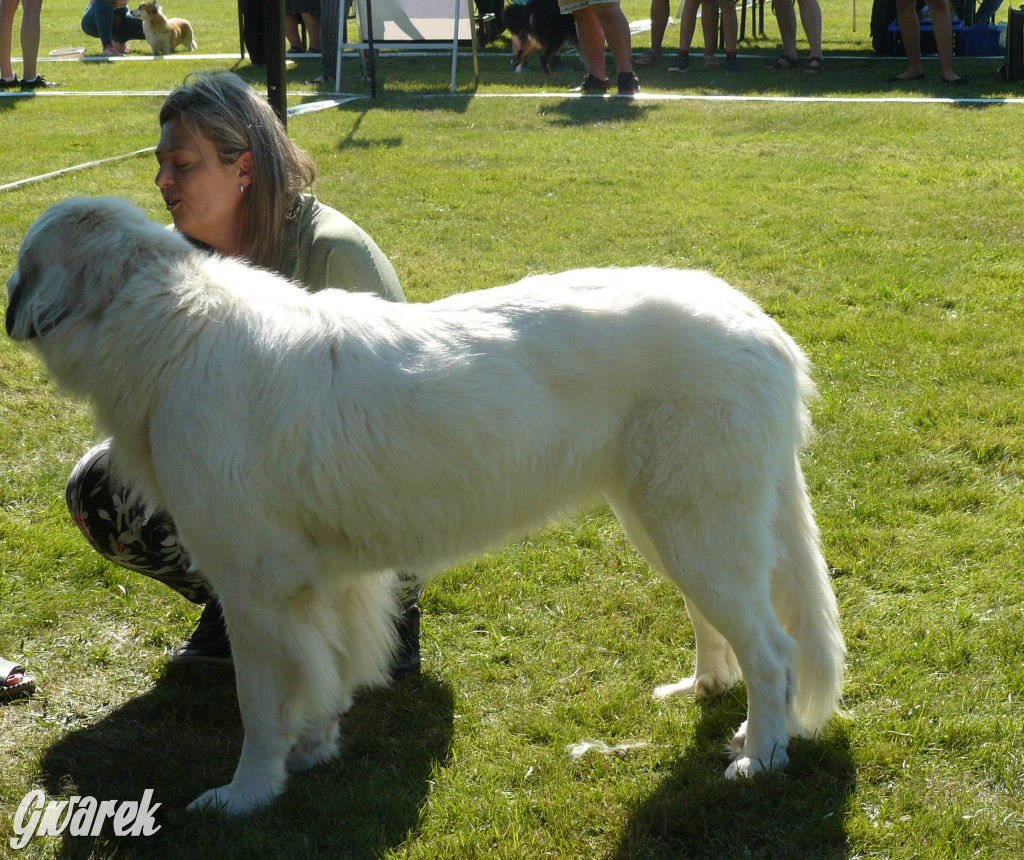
132, 2, 197, 54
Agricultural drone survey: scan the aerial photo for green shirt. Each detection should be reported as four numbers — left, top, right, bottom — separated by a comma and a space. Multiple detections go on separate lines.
281, 194, 405, 303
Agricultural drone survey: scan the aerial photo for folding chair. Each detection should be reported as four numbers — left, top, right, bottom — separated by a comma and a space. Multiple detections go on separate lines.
336, 0, 479, 96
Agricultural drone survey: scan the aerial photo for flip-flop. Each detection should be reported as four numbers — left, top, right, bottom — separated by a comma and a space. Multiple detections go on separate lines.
0, 657, 36, 703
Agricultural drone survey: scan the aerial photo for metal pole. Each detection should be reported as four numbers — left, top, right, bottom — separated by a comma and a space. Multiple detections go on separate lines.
264, 0, 287, 126
365, 0, 377, 99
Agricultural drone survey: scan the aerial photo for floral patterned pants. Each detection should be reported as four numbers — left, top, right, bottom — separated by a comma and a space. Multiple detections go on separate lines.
66, 439, 422, 608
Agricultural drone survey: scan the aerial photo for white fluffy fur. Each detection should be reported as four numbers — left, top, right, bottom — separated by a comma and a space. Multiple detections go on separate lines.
6, 197, 845, 817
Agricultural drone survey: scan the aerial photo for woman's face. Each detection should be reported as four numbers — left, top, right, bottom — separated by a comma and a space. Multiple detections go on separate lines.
154, 118, 253, 256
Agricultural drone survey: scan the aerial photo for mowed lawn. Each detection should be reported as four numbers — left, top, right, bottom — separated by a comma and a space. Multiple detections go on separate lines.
2, 1, 1024, 857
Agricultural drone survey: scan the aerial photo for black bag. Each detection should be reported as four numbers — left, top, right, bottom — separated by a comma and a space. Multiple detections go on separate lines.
1005, 7, 1024, 81
870, 0, 898, 54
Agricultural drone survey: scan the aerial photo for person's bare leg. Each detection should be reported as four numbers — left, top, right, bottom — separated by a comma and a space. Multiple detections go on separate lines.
677, 0, 700, 56
894, 0, 924, 79
795, 0, 822, 58
592, 1, 634, 75
772, 0, 799, 62
719, 0, 738, 54
645, 0, 669, 59
301, 12, 321, 52
1, 0, 20, 81
701, 0, 718, 63
17, 0, 39, 81
573, 6, 607, 80
927, 0, 964, 81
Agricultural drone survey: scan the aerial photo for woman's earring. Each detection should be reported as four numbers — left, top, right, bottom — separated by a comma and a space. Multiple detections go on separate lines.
240, 184, 246, 194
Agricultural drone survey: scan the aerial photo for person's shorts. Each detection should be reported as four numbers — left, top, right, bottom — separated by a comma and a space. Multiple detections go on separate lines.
557, 0, 619, 14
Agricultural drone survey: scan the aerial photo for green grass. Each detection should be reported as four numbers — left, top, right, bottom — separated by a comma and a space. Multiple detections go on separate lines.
3, 1, 1024, 858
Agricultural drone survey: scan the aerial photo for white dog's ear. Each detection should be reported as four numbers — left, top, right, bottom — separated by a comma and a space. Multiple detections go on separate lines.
5, 269, 57, 340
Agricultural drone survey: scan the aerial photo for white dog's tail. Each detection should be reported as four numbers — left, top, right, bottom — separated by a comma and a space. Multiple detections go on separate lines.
773, 456, 845, 736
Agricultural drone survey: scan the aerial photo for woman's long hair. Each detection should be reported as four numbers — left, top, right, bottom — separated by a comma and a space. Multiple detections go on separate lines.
159, 70, 316, 272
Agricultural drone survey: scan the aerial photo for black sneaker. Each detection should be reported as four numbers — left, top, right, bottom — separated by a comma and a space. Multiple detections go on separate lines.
171, 601, 233, 665
0, 75, 20, 90
667, 53, 690, 73
571, 73, 609, 94
617, 71, 640, 95
392, 601, 422, 679
20, 75, 63, 90
724, 56, 742, 73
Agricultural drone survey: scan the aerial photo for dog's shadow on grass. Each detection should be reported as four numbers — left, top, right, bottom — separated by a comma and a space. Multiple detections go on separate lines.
39, 665, 454, 859
613, 690, 857, 860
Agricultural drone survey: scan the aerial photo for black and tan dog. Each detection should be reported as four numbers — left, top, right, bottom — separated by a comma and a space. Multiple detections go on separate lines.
503, 0, 577, 73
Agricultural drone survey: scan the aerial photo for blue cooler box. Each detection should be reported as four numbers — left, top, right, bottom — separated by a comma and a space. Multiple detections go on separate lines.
961, 24, 1004, 55
889, 20, 964, 56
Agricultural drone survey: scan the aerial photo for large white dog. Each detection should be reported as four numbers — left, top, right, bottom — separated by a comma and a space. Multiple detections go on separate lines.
6, 197, 844, 817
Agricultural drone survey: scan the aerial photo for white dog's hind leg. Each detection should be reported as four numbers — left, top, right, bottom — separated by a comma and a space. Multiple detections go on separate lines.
653, 598, 740, 700
612, 487, 796, 779
608, 501, 740, 701
287, 720, 341, 774
284, 574, 398, 775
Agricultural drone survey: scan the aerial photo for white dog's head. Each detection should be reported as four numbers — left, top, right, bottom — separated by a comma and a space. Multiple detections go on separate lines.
5, 196, 189, 343
132, 2, 163, 22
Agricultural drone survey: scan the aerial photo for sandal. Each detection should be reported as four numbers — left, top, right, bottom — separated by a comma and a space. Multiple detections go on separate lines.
766, 54, 799, 70
1, 657, 36, 703
635, 49, 660, 67
804, 56, 826, 74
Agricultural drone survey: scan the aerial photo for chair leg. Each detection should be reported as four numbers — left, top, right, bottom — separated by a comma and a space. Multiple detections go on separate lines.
237, 1, 245, 59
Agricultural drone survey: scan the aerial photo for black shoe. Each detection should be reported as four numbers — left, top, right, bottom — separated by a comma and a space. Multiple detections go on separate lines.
20, 75, 63, 90
617, 71, 640, 95
392, 601, 421, 679
0, 75, 20, 90
667, 53, 690, 73
571, 73, 609, 94
171, 601, 233, 665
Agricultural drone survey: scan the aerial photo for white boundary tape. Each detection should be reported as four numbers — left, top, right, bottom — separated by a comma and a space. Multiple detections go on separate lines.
2, 75, 1022, 191
0, 148, 156, 192
3, 88, 1021, 105
0, 96, 362, 192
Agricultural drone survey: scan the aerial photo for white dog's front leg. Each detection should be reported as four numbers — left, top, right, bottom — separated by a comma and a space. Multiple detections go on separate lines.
188, 719, 291, 816
188, 603, 294, 817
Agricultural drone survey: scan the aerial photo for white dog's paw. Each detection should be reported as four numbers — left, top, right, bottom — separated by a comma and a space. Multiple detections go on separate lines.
724, 757, 757, 779
724, 743, 789, 779
187, 782, 280, 817
286, 727, 341, 774
653, 671, 729, 700
653, 676, 697, 699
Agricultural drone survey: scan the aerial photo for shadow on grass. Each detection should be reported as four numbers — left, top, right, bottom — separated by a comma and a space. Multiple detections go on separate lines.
38, 665, 454, 859
613, 691, 856, 860
535, 97, 655, 125
291, 50, 1014, 102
